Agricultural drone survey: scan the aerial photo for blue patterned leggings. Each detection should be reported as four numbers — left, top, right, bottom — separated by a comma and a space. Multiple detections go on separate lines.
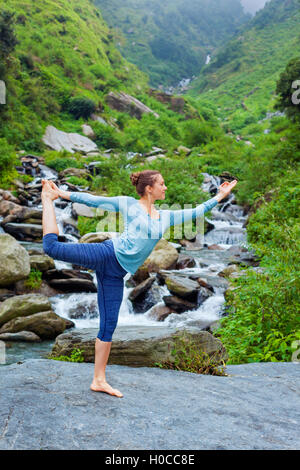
43, 233, 127, 342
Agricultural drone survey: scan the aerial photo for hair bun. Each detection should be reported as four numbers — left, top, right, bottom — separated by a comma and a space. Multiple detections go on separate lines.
130, 172, 141, 186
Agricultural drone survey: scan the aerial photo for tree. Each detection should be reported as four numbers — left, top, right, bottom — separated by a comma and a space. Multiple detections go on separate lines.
275, 57, 300, 122
0, 10, 18, 60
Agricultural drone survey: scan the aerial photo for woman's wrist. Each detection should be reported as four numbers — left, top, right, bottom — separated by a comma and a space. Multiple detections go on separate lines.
59, 190, 71, 200
214, 193, 224, 203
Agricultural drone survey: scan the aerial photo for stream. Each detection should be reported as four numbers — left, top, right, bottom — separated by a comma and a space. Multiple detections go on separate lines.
3, 166, 250, 364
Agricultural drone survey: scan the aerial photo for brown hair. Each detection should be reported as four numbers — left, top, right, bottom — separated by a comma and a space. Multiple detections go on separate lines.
130, 170, 161, 196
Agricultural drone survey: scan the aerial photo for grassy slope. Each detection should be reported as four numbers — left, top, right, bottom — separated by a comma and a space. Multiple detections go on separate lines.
92, 0, 250, 87
188, 0, 300, 135
0, 0, 149, 149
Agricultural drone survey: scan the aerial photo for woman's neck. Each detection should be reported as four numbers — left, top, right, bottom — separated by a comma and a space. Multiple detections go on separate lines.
139, 195, 155, 209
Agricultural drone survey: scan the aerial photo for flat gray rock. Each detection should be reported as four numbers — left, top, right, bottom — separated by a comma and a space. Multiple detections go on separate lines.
0, 360, 299, 450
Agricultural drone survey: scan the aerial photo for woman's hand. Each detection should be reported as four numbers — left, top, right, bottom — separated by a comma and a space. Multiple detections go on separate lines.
41, 180, 59, 201
217, 179, 238, 201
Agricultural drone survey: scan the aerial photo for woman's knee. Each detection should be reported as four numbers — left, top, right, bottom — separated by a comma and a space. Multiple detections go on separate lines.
43, 233, 58, 258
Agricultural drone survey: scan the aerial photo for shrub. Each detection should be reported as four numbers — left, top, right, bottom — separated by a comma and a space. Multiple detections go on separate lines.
66, 96, 96, 119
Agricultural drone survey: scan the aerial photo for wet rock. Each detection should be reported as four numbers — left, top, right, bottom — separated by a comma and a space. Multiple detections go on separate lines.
3, 223, 43, 241
48, 278, 97, 293
128, 277, 155, 301
163, 274, 200, 302
0, 310, 66, 339
218, 265, 240, 277
14, 280, 59, 297
0, 288, 15, 301
0, 234, 31, 287
163, 295, 197, 313
207, 244, 224, 250
0, 331, 41, 342
175, 254, 196, 269
0, 293, 52, 327
43, 269, 93, 282
30, 254, 55, 272
147, 305, 175, 322
68, 299, 98, 320
51, 325, 228, 366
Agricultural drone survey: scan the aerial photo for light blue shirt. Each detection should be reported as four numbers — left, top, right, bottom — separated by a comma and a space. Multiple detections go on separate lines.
70, 192, 219, 274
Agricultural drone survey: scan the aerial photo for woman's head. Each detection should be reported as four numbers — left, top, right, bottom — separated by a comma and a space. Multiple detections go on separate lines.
130, 170, 167, 200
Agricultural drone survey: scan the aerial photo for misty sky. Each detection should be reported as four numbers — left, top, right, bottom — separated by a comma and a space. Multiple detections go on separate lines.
240, 0, 268, 15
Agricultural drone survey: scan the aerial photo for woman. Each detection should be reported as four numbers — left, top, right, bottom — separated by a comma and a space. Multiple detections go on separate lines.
42, 170, 237, 397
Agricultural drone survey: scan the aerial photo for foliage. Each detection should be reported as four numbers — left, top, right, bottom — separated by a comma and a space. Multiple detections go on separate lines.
0, 10, 19, 61
24, 269, 43, 290
275, 57, 300, 122
66, 96, 96, 120
65, 176, 90, 188
0, 137, 18, 188
50, 348, 85, 363
215, 173, 300, 364
154, 331, 227, 375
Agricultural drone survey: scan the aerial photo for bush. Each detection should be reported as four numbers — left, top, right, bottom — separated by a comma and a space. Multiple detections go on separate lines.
66, 96, 96, 119
93, 122, 121, 149
0, 137, 18, 187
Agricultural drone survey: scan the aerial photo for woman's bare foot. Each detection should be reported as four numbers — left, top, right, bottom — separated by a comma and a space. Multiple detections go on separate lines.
41, 180, 59, 201
90, 379, 123, 398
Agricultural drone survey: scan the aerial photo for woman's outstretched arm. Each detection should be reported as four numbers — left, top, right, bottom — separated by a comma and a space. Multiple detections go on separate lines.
162, 179, 238, 227
48, 181, 122, 212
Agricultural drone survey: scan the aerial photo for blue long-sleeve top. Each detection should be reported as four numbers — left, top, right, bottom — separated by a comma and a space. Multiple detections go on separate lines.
70, 192, 219, 274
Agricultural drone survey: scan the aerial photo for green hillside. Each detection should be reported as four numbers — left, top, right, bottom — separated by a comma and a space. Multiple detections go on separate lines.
188, 0, 300, 135
92, 0, 250, 88
0, 0, 149, 150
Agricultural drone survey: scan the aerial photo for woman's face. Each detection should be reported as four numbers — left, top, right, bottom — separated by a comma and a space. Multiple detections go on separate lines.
147, 174, 167, 200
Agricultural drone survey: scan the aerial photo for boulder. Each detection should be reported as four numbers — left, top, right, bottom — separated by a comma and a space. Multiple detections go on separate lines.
0, 331, 41, 342
72, 203, 97, 218
128, 277, 155, 302
164, 275, 200, 301
30, 254, 55, 272
0, 310, 66, 339
147, 304, 175, 322
79, 232, 118, 244
0, 294, 52, 327
176, 254, 196, 269
59, 168, 90, 179
50, 325, 228, 366
81, 124, 95, 138
163, 295, 197, 313
105, 91, 159, 120
218, 265, 240, 277
48, 278, 97, 293
42, 125, 99, 154
0, 234, 31, 287
136, 238, 179, 275
3, 223, 43, 241
0, 288, 15, 301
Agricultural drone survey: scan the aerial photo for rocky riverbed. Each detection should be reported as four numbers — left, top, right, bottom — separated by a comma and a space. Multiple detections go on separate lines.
0, 152, 261, 366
